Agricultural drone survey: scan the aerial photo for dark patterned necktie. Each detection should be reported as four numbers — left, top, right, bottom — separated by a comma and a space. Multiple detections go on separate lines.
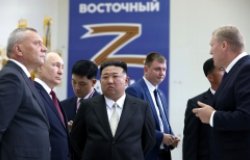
50, 90, 65, 126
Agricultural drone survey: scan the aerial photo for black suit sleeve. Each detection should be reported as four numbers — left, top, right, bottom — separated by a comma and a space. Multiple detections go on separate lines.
0, 73, 22, 141
183, 98, 200, 160
70, 101, 88, 160
142, 102, 156, 155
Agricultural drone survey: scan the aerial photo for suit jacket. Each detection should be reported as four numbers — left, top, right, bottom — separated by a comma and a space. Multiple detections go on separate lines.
70, 94, 155, 160
61, 90, 99, 121
183, 89, 213, 160
126, 78, 173, 160
0, 61, 50, 160
35, 82, 71, 160
211, 55, 250, 160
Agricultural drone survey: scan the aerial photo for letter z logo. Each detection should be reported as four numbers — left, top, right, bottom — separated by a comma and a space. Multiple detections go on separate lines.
81, 23, 146, 67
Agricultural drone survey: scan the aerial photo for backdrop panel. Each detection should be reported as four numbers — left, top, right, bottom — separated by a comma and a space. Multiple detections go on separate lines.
68, 0, 170, 112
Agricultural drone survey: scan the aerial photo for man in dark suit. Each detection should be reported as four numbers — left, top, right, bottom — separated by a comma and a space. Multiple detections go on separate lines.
34, 52, 71, 160
70, 61, 155, 160
183, 58, 224, 160
61, 60, 99, 127
126, 52, 179, 160
0, 28, 50, 159
193, 26, 250, 160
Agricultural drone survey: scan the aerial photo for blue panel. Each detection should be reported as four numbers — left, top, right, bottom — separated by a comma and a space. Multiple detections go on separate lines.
68, 0, 170, 108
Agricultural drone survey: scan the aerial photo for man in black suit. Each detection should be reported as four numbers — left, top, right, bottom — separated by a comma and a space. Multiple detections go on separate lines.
193, 26, 250, 160
0, 28, 50, 159
183, 58, 224, 160
70, 61, 155, 160
34, 52, 70, 160
61, 60, 99, 127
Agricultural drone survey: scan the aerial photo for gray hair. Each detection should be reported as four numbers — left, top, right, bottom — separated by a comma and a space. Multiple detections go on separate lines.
212, 26, 244, 52
6, 27, 37, 57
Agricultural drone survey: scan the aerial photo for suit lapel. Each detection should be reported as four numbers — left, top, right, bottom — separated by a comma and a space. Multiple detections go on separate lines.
69, 97, 78, 117
92, 96, 112, 136
158, 90, 168, 116
10, 62, 50, 126
92, 95, 138, 138
7, 62, 48, 120
140, 79, 161, 129
215, 55, 250, 106
35, 82, 66, 128
115, 95, 137, 139
203, 89, 214, 105
24, 75, 48, 120
91, 89, 100, 97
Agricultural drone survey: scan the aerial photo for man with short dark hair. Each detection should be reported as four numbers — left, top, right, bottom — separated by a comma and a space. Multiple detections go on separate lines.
70, 61, 155, 160
183, 58, 224, 160
61, 60, 99, 125
126, 52, 179, 160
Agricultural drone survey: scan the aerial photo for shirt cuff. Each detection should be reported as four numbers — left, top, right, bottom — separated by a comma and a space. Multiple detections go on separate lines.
209, 111, 216, 127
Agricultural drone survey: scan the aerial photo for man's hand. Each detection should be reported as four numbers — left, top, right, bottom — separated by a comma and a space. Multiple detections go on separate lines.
192, 101, 215, 124
162, 134, 175, 146
162, 134, 180, 148
171, 136, 180, 148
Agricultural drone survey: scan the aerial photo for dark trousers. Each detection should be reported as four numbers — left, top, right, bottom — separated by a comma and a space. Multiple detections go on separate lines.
158, 149, 171, 160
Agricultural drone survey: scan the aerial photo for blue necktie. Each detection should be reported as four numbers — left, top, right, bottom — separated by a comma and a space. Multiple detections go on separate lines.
154, 89, 171, 133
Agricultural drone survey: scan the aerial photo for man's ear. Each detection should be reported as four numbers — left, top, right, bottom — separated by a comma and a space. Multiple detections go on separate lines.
92, 79, 97, 85
207, 74, 214, 83
144, 66, 148, 75
222, 41, 228, 49
15, 45, 23, 56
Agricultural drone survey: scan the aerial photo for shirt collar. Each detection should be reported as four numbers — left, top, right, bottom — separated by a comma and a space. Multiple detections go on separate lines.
77, 97, 83, 103
210, 88, 216, 95
105, 93, 126, 109
143, 76, 158, 93
225, 52, 248, 73
83, 88, 95, 99
77, 89, 95, 102
9, 59, 31, 77
34, 78, 52, 94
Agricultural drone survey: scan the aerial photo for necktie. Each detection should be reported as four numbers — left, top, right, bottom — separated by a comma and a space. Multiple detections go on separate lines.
77, 98, 84, 112
50, 90, 65, 126
109, 103, 120, 136
153, 89, 170, 133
